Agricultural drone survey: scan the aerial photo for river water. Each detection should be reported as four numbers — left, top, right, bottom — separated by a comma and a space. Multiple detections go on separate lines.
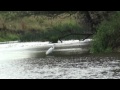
0, 40, 120, 79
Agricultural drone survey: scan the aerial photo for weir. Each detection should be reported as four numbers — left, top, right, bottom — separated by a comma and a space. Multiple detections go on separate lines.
0, 39, 92, 58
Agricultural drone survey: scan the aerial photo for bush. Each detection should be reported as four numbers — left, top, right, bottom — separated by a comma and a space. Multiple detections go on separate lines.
20, 31, 42, 42
91, 12, 120, 53
0, 32, 19, 42
43, 22, 83, 43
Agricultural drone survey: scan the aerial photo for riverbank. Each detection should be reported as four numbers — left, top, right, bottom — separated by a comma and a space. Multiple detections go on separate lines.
113, 47, 120, 53
0, 13, 83, 42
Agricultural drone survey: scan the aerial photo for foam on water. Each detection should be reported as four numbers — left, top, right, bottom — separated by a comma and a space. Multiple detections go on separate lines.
2, 39, 119, 79
0, 39, 92, 49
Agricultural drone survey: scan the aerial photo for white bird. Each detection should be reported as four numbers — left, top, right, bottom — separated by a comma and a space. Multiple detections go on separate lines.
46, 44, 55, 55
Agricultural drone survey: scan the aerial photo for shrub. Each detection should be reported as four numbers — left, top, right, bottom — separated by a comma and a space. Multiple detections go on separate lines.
91, 12, 120, 53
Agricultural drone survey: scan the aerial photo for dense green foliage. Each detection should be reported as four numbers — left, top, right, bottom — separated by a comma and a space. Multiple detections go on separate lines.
91, 12, 120, 53
0, 31, 19, 42
0, 11, 85, 42
0, 11, 120, 53
20, 21, 83, 42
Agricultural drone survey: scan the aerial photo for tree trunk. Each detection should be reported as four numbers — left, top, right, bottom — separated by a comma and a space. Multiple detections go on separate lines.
82, 11, 96, 33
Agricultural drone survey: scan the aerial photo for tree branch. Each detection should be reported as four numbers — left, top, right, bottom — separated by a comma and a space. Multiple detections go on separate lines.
58, 32, 93, 40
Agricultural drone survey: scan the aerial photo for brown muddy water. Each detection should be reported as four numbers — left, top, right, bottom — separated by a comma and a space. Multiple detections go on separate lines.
0, 41, 120, 79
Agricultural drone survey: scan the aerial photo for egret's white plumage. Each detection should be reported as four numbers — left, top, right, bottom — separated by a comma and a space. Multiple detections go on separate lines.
46, 44, 55, 55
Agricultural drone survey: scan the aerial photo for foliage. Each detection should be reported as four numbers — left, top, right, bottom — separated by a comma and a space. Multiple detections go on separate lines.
20, 20, 82, 42
0, 31, 19, 42
91, 12, 120, 53
1, 11, 120, 54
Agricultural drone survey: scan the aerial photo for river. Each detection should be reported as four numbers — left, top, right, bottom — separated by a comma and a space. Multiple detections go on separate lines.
0, 40, 120, 79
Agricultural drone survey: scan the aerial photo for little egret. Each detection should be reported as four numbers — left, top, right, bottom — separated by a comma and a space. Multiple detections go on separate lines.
46, 44, 55, 55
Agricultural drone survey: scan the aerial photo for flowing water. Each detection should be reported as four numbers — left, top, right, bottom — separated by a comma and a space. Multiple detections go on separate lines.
0, 40, 120, 79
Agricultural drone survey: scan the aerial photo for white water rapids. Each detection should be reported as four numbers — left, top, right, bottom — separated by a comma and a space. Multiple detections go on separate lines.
0, 39, 120, 79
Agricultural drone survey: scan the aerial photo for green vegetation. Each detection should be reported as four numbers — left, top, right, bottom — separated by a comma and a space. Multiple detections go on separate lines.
1, 11, 120, 53
91, 12, 120, 53
0, 32, 19, 42
0, 12, 83, 42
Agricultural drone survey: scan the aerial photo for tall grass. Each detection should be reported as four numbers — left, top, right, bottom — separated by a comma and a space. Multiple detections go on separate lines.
0, 14, 78, 31
0, 13, 83, 42
0, 32, 19, 42
20, 18, 83, 42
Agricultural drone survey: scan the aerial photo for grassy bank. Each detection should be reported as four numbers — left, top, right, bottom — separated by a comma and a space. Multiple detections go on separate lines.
1, 11, 120, 54
0, 13, 84, 42
0, 31, 20, 42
